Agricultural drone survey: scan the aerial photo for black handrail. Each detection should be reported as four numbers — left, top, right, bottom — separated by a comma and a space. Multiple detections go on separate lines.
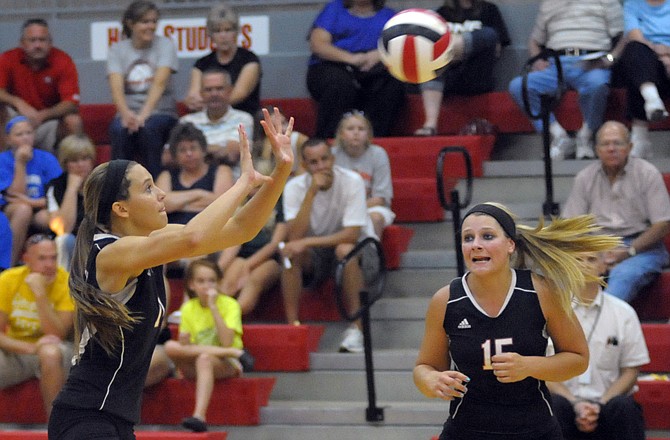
436, 146, 473, 277
520, 49, 565, 218
334, 237, 386, 422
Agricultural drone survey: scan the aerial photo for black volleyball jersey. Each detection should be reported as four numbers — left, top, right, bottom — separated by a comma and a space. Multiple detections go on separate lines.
444, 269, 554, 437
54, 234, 166, 424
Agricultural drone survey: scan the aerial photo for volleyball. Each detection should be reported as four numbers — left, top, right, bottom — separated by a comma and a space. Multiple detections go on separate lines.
378, 9, 454, 84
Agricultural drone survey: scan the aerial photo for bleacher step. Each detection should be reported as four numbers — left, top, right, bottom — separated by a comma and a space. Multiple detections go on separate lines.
309, 349, 417, 371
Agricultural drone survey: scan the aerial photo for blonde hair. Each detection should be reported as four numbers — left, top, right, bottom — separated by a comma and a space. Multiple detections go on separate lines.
206, 3, 239, 34
464, 202, 622, 314
334, 110, 373, 149
57, 134, 96, 168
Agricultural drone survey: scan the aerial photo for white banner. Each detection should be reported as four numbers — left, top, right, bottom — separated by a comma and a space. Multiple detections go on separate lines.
90, 16, 269, 61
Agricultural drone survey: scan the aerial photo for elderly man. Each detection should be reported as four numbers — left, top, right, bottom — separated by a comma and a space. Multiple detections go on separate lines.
508, 0, 624, 160
563, 120, 670, 302
0, 234, 74, 419
547, 252, 649, 440
179, 68, 253, 171
0, 18, 82, 151
280, 138, 376, 353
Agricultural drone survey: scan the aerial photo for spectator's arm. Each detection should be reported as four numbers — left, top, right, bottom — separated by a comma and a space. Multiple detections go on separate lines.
108, 72, 132, 116
546, 380, 578, 403
309, 27, 360, 65
286, 184, 318, 240
184, 67, 204, 111
35, 100, 77, 125
230, 62, 260, 108
600, 366, 639, 404
138, 66, 172, 123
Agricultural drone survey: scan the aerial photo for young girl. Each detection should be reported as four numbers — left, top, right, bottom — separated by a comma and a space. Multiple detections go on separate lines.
332, 110, 395, 238
414, 202, 621, 440
48, 108, 293, 440
0, 115, 62, 265
165, 259, 251, 432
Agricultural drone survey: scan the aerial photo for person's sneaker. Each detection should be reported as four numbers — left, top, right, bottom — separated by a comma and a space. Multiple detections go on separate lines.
645, 99, 669, 123
631, 137, 653, 159
575, 135, 595, 160
182, 416, 207, 432
239, 349, 255, 372
549, 133, 575, 160
338, 327, 364, 353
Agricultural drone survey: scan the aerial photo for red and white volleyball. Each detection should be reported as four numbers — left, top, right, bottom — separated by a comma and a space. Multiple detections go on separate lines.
378, 9, 453, 84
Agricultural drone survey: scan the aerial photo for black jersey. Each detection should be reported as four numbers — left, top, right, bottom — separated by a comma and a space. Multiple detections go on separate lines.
53, 234, 166, 424
442, 269, 555, 438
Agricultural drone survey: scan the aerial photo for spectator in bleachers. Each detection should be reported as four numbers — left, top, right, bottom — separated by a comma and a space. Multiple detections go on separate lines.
217, 156, 287, 315
180, 69, 253, 171
508, 0, 624, 160
0, 234, 74, 419
156, 122, 233, 226
45, 134, 96, 271
0, 212, 10, 271
164, 259, 253, 433
107, 0, 179, 179
414, 0, 510, 137
563, 121, 670, 302
546, 251, 649, 440
306, 0, 405, 139
0, 18, 82, 152
280, 138, 376, 353
0, 116, 62, 266
184, 3, 261, 116
612, 0, 670, 159
332, 110, 395, 238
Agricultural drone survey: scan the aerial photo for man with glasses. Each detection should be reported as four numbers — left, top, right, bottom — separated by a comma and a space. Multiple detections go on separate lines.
0, 234, 73, 419
0, 18, 82, 151
563, 120, 670, 302
179, 68, 253, 174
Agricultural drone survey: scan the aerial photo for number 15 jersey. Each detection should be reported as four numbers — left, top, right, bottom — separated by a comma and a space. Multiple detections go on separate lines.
443, 269, 554, 437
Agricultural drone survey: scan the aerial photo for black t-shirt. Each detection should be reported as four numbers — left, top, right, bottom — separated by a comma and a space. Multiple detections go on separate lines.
437, 1, 511, 47
45, 172, 85, 234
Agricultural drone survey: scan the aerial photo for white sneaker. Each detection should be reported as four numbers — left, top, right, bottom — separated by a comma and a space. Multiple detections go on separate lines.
549, 133, 575, 160
339, 327, 364, 353
645, 99, 669, 123
631, 138, 653, 159
575, 134, 595, 160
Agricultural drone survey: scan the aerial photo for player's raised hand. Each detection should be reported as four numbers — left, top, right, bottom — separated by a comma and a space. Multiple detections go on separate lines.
238, 124, 271, 189
260, 107, 294, 167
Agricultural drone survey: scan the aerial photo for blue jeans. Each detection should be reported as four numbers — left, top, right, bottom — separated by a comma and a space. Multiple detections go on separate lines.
508, 56, 611, 132
109, 113, 177, 178
607, 236, 669, 302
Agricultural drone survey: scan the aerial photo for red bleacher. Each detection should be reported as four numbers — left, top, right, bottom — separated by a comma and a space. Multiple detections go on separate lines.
0, 432, 227, 440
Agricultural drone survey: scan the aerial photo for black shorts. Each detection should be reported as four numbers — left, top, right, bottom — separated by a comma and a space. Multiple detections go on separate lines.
48, 405, 135, 440
439, 416, 564, 440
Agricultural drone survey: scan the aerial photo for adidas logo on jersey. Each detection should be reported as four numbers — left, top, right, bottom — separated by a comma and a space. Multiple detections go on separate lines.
458, 318, 471, 329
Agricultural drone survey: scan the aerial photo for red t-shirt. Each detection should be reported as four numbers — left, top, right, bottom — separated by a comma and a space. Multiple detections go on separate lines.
0, 47, 80, 109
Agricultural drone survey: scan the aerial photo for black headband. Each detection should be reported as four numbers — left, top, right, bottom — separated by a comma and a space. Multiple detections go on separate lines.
97, 160, 131, 227
463, 203, 516, 239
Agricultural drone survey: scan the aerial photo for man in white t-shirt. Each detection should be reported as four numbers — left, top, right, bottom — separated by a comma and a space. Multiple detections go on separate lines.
546, 252, 649, 440
280, 138, 376, 353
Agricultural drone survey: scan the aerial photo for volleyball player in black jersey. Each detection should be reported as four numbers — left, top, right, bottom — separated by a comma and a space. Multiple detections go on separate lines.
47, 108, 293, 440
414, 203, 621, 440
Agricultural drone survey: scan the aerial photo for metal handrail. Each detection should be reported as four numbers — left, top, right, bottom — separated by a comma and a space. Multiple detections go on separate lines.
334, 237, 386, 322
436, 146, 473, 277
520, 48, 565, 217
334, 236, 386, 423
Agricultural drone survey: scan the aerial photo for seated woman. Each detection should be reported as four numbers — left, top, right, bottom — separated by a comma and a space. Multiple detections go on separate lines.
156, 122, 233, 226
184, 3, 261, 116
614, 0, 670, 159
217, 158, 287, 315
414, 0, 510, 135
307, 0, 405, 139
107, 0, 179, 178
45, 134, 96, 271
332, 110, 395, 239
0, 115, 61, 266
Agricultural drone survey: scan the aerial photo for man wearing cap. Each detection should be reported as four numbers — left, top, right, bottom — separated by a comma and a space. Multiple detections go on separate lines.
0, 18, 82, 151
0, 234, 73, 419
